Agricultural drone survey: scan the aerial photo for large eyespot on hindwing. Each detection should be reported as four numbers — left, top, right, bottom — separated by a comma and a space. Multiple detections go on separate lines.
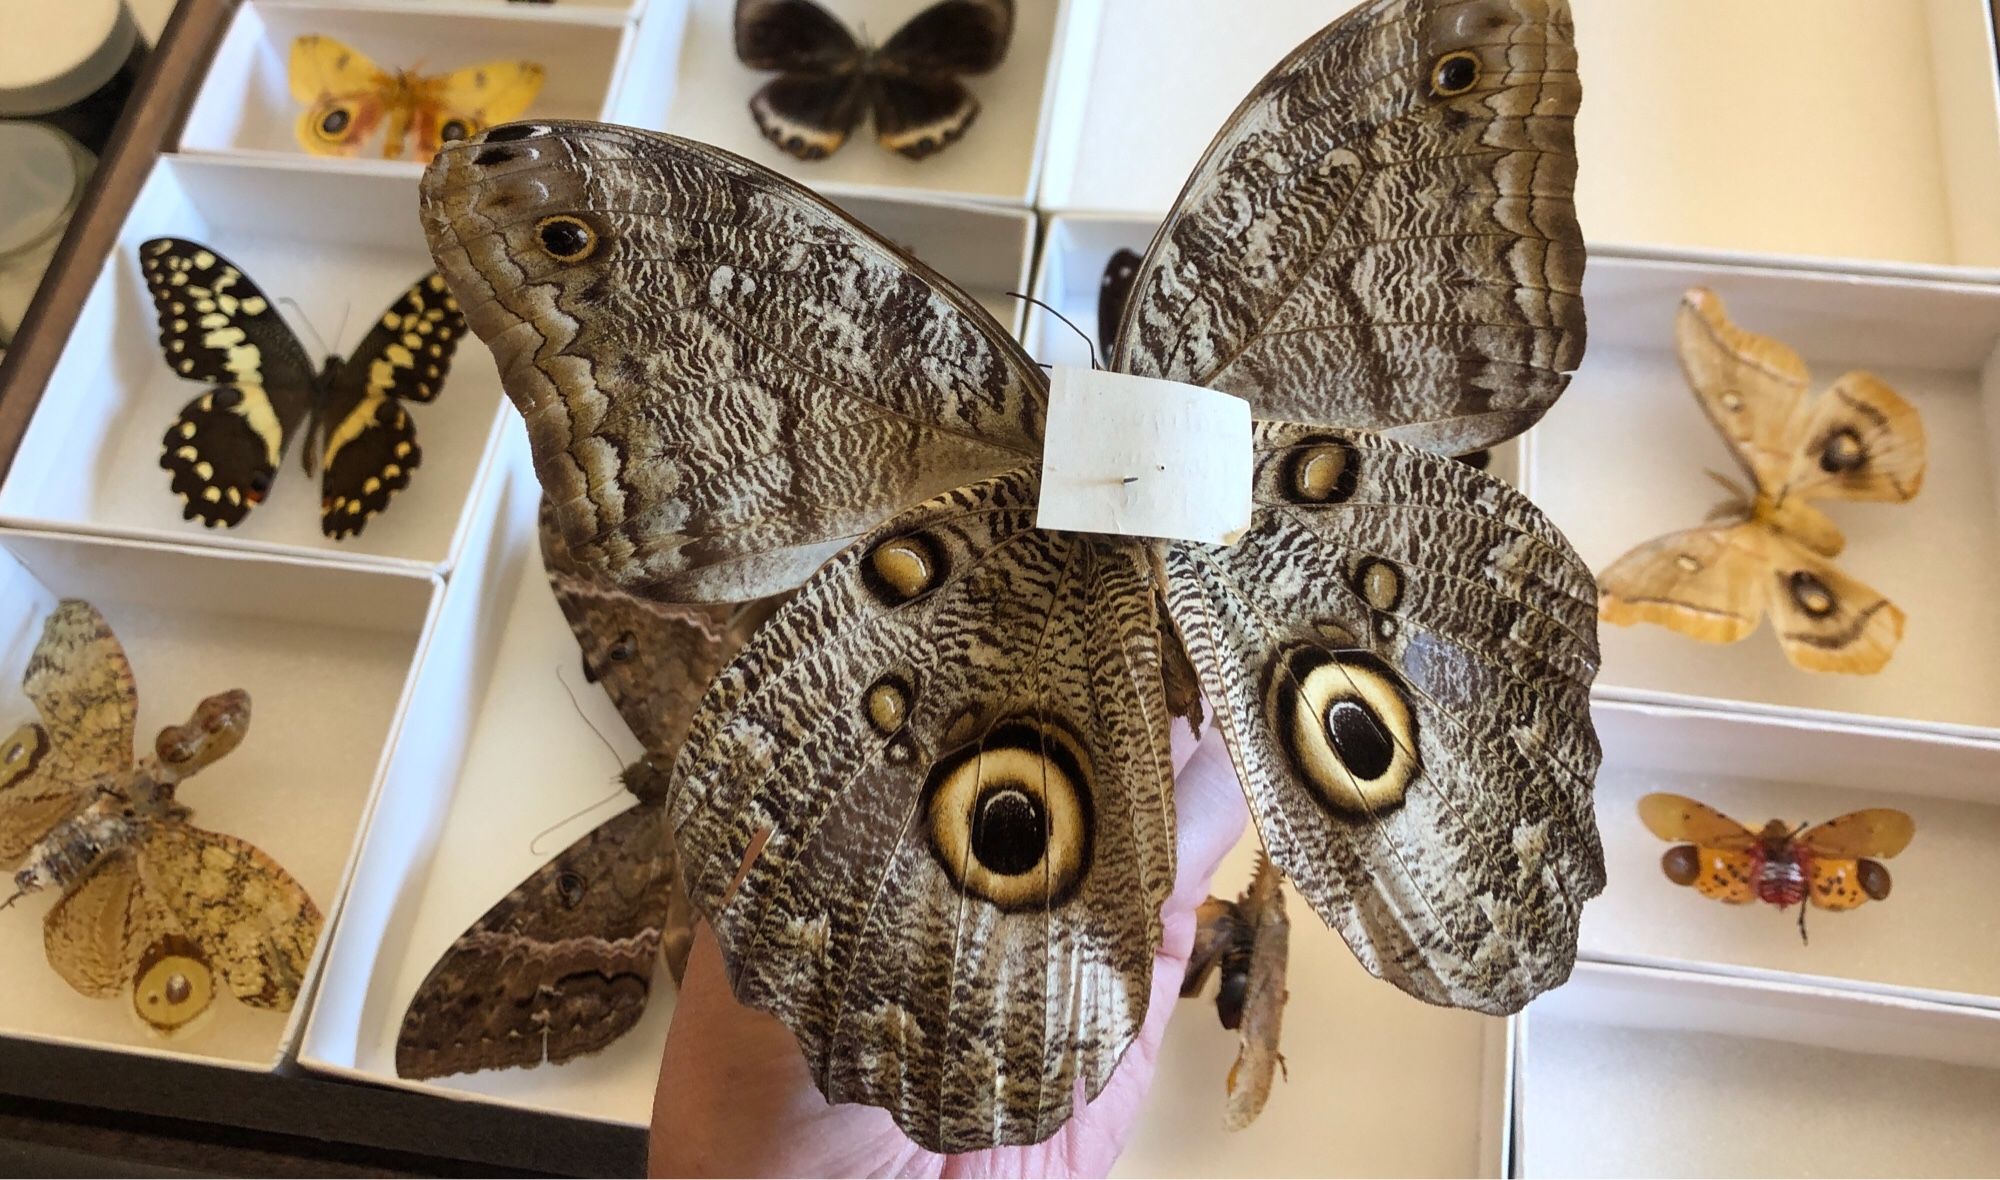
1278, 436, 1360, 505
134, 935, 215, 1033
309, 103, 357, 146
921, 718, 1094, 910
860, 532, 949, 606
1264, 646, 1419, 817
1428, 49, 1482, 97
1816, 428, 1868, 475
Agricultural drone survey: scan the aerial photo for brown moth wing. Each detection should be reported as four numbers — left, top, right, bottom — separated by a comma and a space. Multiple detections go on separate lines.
1780, 371, 1927, 506
134, 824, 322, 1010
0, 721, 68, 865
42, 851, 145, 998
1756, 529, 1903, 675
1181, 896, 1245, 1002
1675, 288, 1811, 496
1597, 521, 1771, 647
1112, 0, 1585, 454
1223, 857, 1289, 1132
670, 469, 1175, 1152
23, 600, 137, 798
1164, 424, 1603, 1013
396, 803, 676, 1079
419, 123, 1046, 603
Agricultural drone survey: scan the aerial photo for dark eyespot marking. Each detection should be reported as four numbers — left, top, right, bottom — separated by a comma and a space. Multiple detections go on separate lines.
1857, 859, 1892, 900
1264, 646, 1419, 818
556, 872, 587, 908
535, 215, 598, 263
1661, 845, 1701, 886
607, 631, 636, 663
439, 119, 474, 143
1787, 570, 1837, 618
922, 718, 1093, 909
1431, 50, 1481, 97
484, 123, 543, 142
1283, 436, 1359, 505
1819, 428, 1868, 474
861, 533, 948, 605
319, 106, 351, 136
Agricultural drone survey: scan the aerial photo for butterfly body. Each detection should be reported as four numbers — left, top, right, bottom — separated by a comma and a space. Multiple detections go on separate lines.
1643, 793, 1911, 940
1597, 289, 1926, 674
735, 0, 1015, 160
1183, 856, 1290, 1130
140, 238, 464, 538
3, 604, 322, 1029
423, 0, 1603, 1149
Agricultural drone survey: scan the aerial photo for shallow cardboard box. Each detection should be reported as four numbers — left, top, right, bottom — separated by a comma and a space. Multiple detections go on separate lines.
179, 0, 647, 173
0, 155, 509, 574
1026, 212, 1525, 485
1525, 255, 2000, 736
653, 0, 1072, 206
1514, 962, 2000, 1176
1583, 702, 2000, 1009
1039, 0, 2000, 272
0, 528, 436, 1075
299, 424, 674, 1122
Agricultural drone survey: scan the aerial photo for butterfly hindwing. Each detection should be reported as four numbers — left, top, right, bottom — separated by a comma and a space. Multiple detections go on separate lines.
870, 0, 1013, 158
420, 124, 1046, 601
1165, 424, 1602, 1012
1112, 0, 1586, 453
134, 823, 323, 1009
669, 468, 1175, 1150
1781, 371, 1927, 505
412, 61, 548, 159
1757, 531, 1904, 676
315, 274, 463, 538
395, 803, 677, 1079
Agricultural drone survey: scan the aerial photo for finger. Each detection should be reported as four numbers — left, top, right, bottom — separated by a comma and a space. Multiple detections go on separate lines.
1169, 731, 1250, 922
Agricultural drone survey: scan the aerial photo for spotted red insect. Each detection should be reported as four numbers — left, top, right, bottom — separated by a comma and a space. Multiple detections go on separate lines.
1638, 793, 1914, 942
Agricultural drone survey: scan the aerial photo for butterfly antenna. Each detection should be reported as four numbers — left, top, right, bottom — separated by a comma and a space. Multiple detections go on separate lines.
278, 297, 333, 359
1006, 291, 1100, 370
530, 662, 634, 855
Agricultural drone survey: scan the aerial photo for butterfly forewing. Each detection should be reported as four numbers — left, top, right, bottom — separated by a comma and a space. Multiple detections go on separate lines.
21, 601, 137, 803
419, 123, 1046, 602
1112, 0, 1586, 454
668, 469, 1175, 1150
1165, 425, 1602, 1012
1674, 288, 1811, 495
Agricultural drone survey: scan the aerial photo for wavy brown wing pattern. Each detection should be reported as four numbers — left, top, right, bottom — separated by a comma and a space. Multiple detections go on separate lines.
419, 123, 1046, 604
1113, 0, 1586, 455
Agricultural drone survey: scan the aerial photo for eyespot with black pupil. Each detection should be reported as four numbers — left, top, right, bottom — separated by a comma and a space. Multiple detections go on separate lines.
1430, 50, 1481, 97
1264, 645, 1419, 818
1818, 428, 1868, 474
921, 718, 1093, 910
607, 632, 636, 663
535, 215, 599, 263
556, 871, 587, 907
316, 105, 354, 139
439, 118, 474, 143
1787, 570, 1837, 618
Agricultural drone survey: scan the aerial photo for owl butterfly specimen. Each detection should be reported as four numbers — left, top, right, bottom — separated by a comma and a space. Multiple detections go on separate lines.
290, 35, 544, 161
1, 601, 322, 1033
1638, 793, 1914, 943
396, 502, 782, 1079
1182, 856, 1290, 1131
1596, 288, 1926, 674
734, 0, 1014, 161
422, 0, 1602, 1149
140, 238, 465, 538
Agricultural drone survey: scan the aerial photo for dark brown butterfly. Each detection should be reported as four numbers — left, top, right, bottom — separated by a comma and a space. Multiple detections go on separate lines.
734, 0, 1014, 161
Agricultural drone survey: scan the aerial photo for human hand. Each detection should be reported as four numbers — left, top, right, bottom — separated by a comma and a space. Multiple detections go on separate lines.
650, 723, 1251, 1178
